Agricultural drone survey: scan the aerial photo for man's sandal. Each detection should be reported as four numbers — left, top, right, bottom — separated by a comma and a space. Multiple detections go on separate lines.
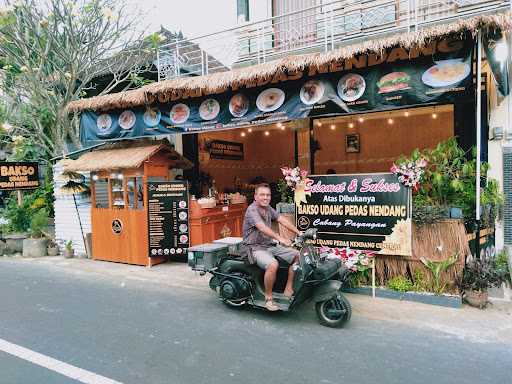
265, 299, 279, 311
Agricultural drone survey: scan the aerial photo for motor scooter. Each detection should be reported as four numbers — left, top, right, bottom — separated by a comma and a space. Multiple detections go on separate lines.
191, 229, 352, 328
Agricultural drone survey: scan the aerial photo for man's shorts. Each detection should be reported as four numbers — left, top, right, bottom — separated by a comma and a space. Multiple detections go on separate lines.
252, 245, 299, 270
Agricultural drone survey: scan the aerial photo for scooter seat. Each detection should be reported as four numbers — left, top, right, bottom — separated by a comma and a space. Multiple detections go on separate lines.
220, 258, 259, 275
312, 258, 342, 280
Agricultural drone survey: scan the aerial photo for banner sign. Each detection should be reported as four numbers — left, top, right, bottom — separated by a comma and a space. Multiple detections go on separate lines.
147, 181, 189, 258
209, 140, 244, 160
0, 161, 39, 190
81, 34, 474, 146
296, 174, 412, 256
483, 29, 510, 96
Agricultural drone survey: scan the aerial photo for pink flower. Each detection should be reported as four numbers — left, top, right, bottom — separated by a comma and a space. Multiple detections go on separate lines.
390, 164, 399, 173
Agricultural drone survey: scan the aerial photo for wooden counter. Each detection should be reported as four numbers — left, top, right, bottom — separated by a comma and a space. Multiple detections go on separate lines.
189, 202, 247, 246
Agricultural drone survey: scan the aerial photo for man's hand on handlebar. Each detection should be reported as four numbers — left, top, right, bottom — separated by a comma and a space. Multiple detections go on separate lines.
278, 237, 292, 247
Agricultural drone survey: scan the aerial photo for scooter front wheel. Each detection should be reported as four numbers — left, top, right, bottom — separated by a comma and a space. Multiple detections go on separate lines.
315, 293, 351, 328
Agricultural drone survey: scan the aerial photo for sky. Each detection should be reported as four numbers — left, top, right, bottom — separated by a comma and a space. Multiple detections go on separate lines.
125, 0, 237, 39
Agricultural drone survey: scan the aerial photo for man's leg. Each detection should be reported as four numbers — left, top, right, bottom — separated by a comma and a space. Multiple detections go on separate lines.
263, 260, 279, 301
253, 249, 279, 310
271, 245, 300, 298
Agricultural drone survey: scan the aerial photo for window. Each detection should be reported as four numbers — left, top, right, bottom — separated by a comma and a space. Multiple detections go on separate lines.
111, 177, 124, 209
94, 178, 109, 208
237, 0, 249, 23
127, 177, 144, 210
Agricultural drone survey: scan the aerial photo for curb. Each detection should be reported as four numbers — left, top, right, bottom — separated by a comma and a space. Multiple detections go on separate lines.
342, 286, 463, 308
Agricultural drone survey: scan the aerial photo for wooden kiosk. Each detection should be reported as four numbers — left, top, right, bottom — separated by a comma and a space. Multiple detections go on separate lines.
64, 141, 193, 266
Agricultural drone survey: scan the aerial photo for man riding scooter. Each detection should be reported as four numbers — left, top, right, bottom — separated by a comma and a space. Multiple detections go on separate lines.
241, 183, 301, 311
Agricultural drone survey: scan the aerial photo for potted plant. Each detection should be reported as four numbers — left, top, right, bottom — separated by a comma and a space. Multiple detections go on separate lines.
47, 239, 59, 256
22, 208, 48, 258
63, 240, 74, 258
459, 257, 505, 309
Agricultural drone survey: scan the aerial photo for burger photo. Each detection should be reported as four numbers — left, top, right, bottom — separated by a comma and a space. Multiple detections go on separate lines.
377, 72, 411, 93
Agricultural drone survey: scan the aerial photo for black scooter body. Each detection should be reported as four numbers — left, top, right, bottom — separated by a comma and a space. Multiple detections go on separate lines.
206, 230, 353, 327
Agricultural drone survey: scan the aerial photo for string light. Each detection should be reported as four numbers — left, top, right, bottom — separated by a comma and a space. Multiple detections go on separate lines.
387, 118, 394, 125
276, 122, 283, 128
432, 113, 437, 119
358, 117, 364, 123
330, 124, 336, 130
348, 122, 354, 128
404, 111, 409, 117
316, 121, 322, 126
248, 128, 252, 133
264, 131, 270, 136
241, 132, 246, 137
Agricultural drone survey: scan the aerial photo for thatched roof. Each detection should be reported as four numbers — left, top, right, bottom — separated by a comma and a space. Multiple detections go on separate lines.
67, 11, 512, 113
62, 141, 193, 171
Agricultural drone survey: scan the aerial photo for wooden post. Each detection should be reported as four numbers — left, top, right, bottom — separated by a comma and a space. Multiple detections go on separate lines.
372, 257, 376, 299
17, 190, 22, 206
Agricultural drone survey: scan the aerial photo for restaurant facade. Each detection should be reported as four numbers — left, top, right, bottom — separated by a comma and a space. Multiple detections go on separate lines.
60, 13, 512, 276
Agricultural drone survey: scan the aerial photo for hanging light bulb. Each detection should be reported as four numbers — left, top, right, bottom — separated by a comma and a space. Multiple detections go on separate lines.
316, 121, 322, 126
348, 122, 354, 128
387, 118, 394, 125
248, 128, 252, 133
432, 113, 437, 119
358, 117, 364, 123
276, 122, 283, 128
241, 132, 246, 137
265, 131, 270, 136
330, 124, 336, 130
404, 111, 409, 117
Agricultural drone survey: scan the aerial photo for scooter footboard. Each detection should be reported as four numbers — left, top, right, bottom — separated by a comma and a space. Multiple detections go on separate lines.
312, 280, 342, 302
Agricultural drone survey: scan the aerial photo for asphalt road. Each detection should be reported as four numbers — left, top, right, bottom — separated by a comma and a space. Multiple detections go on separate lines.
0, 259, 510, 384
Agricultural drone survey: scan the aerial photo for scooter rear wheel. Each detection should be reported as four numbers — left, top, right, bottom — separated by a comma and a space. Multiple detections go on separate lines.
315, 293, 351, 328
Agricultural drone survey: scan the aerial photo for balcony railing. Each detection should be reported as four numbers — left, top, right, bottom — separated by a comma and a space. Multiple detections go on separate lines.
157, 0, 511, 81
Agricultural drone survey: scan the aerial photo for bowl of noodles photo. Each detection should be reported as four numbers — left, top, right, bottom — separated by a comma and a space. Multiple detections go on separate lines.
229, 93, 249, 117
170, 103, 190, 124
118, 110, 136, 130
256, 88, 285, 112
300, 80, 325, 105
199, 98, 220, 121
143, 107, 161, 127
422, 59, 470, 88
96, 114, 112, 132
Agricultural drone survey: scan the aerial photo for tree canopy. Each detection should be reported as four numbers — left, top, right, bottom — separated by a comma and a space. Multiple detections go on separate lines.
0, 0, 157, 160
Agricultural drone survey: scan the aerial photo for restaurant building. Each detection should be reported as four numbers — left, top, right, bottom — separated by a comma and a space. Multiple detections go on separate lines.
60, 2, 511, 271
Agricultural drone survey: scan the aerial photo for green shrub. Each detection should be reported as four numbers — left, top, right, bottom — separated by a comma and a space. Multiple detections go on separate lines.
387, 276, 413, 292
495, 250, 511, 285
412, 268, 429, 292
30, 209, 48, 238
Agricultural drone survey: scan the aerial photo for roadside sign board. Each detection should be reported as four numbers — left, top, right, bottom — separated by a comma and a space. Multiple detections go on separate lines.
147, 181, 189, 258
296, 173, 412, 255
0, 161, 39, 190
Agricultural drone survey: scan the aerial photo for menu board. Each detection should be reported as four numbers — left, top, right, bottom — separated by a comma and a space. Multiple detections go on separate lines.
147, 181, 189, 258
296, 173, 412, 256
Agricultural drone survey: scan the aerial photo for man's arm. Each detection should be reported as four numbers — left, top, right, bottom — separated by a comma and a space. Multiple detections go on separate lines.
255, 222, 291, 246
277, 215, 301, 236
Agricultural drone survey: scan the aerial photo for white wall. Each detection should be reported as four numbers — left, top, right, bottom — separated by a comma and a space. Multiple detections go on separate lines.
487, 69, 512, 251
53, 162, 91, 256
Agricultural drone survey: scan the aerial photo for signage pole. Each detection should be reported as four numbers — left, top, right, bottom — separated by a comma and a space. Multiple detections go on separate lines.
475, 31, 482, 260
17, 190, 22, 206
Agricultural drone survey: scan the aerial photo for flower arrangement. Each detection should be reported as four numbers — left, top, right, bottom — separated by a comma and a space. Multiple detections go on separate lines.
390, 158, 427, 191
320, 246, 375, 272
280, 166, 308, 191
